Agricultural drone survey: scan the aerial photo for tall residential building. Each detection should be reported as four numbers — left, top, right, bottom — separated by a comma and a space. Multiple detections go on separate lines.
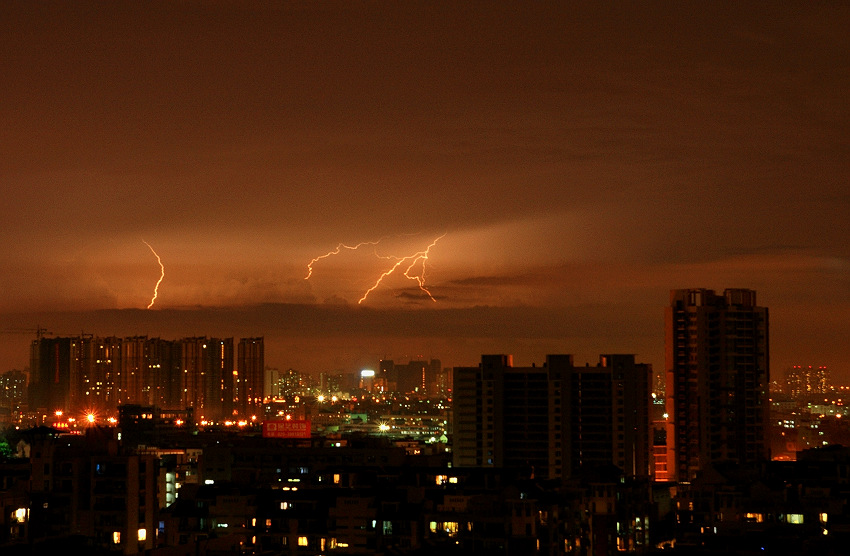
29, 337, 72, 415
453, 354, 651, 480
665, 288, 769, 482
784, 365, 830, 398
566, 354, 652, 478
146, 337, 183, 410
0, 369, 28, 418
180, 337, 233, 422
237, 337, 265, 417
28, 427, 157, 554
116, 336, 150, 406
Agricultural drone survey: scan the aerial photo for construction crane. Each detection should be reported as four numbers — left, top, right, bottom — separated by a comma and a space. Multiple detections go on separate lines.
1, 326, 52, 341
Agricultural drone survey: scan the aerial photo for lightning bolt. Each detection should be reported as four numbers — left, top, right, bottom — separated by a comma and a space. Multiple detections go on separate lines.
304, 239, 385, 279
358, 234, 445, 304
306, 234, 446, 304
142, 240, 164, 309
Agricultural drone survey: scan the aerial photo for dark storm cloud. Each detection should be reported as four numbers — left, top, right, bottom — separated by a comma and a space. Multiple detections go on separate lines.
447, 275, 540, 287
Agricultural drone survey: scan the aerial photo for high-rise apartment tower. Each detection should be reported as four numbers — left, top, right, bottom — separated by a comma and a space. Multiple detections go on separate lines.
665, 288, 769, 481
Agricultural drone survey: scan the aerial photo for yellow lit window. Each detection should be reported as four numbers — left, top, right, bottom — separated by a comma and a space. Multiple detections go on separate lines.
138, 528, 147, 542
113, 531, 121, 544
298, 536, 308, 546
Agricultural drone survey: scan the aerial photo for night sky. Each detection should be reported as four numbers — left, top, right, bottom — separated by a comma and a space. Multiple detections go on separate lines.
1, 2, 848, 380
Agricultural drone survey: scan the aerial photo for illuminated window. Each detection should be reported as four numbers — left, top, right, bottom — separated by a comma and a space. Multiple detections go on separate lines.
13, 508, 27, 523
298, 536, 308, 546
744, 513, 764, 523
786, 514, 804, 524
138, 528, 147, 542
334, 473, 340, 484
113, 531, 121, 544
820, 512, 828, 523
265, 518, 272, 527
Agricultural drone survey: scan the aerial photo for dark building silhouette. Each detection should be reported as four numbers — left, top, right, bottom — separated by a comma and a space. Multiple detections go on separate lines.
378, 359, 441, 395
25, 426, 158, 554
237, 337, 265, 417
28, 337, 72, 416
453, 354, 651, 480
665, 288, 769, 481
146, 337, 183, 410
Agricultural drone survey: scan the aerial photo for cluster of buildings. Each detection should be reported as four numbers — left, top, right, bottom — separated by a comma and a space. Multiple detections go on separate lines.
2, 287, 850, 554
26, 336, 264, 423
450, 288, 770, 485
769, 364, 850, 459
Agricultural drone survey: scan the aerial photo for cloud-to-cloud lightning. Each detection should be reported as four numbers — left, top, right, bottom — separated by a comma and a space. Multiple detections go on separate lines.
306, 234, 445, 304
359, 234, 445, 304
304, 239, 385, 280
142, 240, 164, 309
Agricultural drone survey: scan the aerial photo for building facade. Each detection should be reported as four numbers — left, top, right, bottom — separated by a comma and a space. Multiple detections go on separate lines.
237, 337, 265, 417
665, 288, 769, 481
784, 365, 830, 398
453, 354, 651, 480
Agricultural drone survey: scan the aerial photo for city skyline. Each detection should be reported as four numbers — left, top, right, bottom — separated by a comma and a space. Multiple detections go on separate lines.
1, 3, 848, 380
